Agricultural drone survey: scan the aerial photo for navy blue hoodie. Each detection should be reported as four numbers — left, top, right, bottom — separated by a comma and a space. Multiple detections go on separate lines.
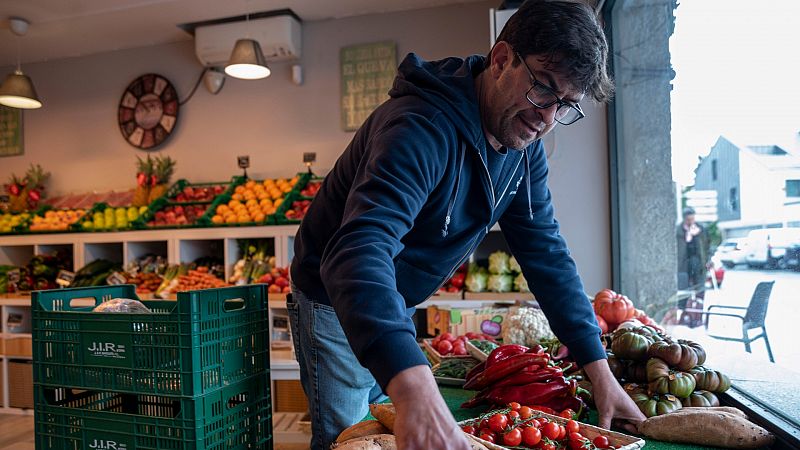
291, 53, 604, 389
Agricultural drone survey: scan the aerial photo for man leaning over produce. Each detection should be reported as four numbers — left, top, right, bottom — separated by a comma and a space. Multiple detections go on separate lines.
289, 1, 646, 448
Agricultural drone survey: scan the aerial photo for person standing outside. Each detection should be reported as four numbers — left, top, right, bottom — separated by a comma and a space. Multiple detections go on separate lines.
676, 207, 710, 327
289, 1, 646, 449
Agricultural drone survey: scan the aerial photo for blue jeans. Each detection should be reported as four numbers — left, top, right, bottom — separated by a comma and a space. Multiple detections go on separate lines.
287, 286, 387, 450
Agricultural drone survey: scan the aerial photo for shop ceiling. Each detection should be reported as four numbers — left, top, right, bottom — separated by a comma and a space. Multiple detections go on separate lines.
0, 0, 488, 67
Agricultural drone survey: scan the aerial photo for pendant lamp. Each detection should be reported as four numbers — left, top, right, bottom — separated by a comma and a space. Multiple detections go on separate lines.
0, 18, 42, 109
225, 39, 271, 80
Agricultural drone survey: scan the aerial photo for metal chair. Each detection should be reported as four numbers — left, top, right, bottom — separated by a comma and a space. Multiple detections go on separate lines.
685, 281, 775, 362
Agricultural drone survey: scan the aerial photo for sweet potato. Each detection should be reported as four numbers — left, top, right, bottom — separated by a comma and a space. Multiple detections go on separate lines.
673, 406, 748, 419
369, 403, 397, 432
336, 420, 391, 444
333, 434, 396, 449
638, 409, 774, 448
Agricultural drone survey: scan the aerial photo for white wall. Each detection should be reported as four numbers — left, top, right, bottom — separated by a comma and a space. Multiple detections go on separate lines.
739, 153, 784, 225
0, 2, 611, 291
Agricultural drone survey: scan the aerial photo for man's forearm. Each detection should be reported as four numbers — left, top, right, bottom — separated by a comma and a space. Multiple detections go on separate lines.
582, 358, 616, 386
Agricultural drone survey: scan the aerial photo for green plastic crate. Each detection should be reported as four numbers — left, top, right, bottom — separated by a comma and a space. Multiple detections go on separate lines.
32, 284, 269, 397
34, 373, 272, 450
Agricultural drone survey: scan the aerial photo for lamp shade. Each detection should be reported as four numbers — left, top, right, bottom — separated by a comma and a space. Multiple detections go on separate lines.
225, 39, 271, 80
0, 69, 42, 109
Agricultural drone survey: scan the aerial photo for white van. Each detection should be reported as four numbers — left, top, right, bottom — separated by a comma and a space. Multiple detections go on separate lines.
715, 238, 749, 268
745, 228, 800, 269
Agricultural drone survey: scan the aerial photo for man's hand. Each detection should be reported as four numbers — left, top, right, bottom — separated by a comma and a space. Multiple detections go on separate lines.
583, 359, 645, 433
387, 365, 472, 450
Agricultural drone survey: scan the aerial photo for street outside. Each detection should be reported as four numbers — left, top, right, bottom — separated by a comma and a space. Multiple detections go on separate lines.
661, 265, 800, 422
663, 265, 800, 371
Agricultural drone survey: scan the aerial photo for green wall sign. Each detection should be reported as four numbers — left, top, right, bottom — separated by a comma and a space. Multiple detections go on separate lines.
340, 41, 397, 131
0, 106, 23, 157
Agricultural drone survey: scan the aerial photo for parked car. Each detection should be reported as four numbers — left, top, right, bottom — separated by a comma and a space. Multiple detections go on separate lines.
745, 228, 800, 269
715, 238, 749, 268
784, 244, 800, 271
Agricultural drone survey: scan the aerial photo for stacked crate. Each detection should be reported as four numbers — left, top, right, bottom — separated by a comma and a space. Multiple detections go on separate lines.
32, 284, 272, 449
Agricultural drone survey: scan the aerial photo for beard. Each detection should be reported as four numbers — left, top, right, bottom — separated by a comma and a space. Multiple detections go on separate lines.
491, 108, 544, 150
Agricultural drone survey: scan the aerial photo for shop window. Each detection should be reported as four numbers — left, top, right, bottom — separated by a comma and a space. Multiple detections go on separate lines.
786, 180, 800, 197
729, 187, 738, 211
711, 159, 718, 181
605, 0, 800, 435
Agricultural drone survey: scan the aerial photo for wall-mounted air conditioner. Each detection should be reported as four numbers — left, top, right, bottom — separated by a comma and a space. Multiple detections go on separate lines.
194, 13, 301, 67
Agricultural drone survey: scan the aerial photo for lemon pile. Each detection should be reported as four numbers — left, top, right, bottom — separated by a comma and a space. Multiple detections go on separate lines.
212, 177, 298, 225
0, 213, 30, 233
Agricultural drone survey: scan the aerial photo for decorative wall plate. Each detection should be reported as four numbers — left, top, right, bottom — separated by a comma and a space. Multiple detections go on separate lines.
118, 73, 179, 150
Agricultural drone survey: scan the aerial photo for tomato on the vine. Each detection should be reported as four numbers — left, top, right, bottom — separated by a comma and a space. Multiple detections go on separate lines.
568, 432, 583, 442
522, 426, 542, 446
540, 440, 556, 450
507, 410, 520, 421
479, 432, 495, 444
568, 437, 591, 450
560, 408, 576, 419
503, 428, 523, 447
542, 422, 560, 440
519, 405, 533, 419
508, 402, 522, 411
461, 425, 476, 435
558, 424, 567, 440
565, 419, 580, 434
593, 435, 611, 448
488, 413, 508, 433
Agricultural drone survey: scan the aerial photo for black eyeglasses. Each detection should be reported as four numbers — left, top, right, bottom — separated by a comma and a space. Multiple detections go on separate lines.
514, 51, 585, 125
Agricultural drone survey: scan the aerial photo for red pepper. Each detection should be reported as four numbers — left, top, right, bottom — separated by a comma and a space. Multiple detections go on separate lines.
540, 394, 586, 418
528, 405, 557, 415
9, 184, 20, 196
136, 172, 147, 186
485, 344, 529, 368
528, 344, 545, 354
483, 377, 572, 407
492, 366, 562, 388
28, 189, 41, 202
465, 360, 486, 383
464, 353, 550, 390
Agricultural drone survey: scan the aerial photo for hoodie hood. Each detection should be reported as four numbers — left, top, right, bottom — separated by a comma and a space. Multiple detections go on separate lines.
389, 53, 486, 150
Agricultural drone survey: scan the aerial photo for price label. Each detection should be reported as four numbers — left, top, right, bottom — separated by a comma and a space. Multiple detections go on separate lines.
303, 152, 316, 164
106, 271, 128, 286
237, 155, 250, 169
0, 194, 9, 203
56, 269, 76, 288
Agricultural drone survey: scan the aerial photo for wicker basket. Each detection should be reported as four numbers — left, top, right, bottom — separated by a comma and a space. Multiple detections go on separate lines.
458, 409, 645, 450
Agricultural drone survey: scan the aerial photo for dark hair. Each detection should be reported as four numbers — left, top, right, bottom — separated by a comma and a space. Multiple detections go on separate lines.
683, 207, 696, 217
496, 0, 614, 103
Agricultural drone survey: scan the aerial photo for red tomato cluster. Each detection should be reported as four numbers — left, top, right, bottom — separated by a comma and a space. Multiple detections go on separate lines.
430, 332, 496, 356
461, 404, 616, 450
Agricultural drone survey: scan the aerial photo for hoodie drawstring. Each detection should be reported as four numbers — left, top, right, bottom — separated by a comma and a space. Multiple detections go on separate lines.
442, 142, 466, 237
524, 147, 533, 221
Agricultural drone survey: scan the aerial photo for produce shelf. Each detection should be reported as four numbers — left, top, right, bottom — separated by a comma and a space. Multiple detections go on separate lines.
463, 291, 535, 301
